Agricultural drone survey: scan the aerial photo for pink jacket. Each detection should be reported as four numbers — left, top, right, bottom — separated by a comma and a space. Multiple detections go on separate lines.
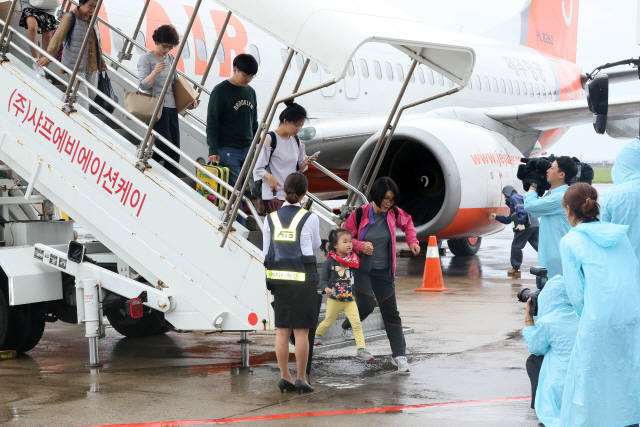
344, 202, 419, 276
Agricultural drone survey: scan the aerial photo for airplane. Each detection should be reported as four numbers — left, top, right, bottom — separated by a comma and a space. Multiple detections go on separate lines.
33, 0, 640, 255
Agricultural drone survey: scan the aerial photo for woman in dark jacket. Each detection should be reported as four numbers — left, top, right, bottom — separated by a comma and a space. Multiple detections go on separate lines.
262, 173, 321, 393
341, 177, 420, 373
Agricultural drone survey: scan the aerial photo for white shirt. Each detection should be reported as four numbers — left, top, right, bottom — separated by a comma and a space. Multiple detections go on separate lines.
262, 203, 321, 257
252, 133, 308, 201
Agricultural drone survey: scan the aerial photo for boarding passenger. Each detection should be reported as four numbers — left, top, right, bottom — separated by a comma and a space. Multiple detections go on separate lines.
489, 185, 539, 276
601, 138, 640, 263
137, 25, 197, 177
523, 156, 576, 279
341, 177, 420, 373
315, 229, 373, 361
263, 173, 321, 394
19, 0, 58, 77
522, 276, 579, 425
37, 0, 107, 111
559, 183, 640, 427
207, 53, 259, 226
252, 100, 318, 213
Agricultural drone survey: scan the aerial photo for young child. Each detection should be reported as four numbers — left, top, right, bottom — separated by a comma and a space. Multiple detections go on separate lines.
315, 229, 373, 361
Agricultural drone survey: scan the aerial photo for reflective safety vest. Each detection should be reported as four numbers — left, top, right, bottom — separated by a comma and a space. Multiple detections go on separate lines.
265, 205, 318, 285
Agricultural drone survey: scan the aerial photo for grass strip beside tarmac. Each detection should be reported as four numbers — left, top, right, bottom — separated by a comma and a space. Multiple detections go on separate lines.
592, 168, 612, 184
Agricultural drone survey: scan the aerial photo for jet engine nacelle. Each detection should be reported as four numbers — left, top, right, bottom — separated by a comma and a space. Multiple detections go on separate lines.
349, 118, 524, 241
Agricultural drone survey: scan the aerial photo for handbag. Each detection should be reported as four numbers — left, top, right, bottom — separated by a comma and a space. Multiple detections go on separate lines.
28, 0, 61, 9
172, 75, 199, 114
95, 71, 117, 114
124, 87, 162, 123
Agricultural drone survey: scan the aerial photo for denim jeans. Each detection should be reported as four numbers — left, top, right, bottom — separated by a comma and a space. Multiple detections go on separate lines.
219, 146, 250, 227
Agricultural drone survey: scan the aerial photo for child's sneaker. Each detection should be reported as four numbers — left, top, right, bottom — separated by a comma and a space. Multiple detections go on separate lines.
356, 348, 374, 361
341, 328, 354, 340
314, 335, 322, 346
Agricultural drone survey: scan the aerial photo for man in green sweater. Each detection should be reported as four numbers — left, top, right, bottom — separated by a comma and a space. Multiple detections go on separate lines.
207, 54, 259, 226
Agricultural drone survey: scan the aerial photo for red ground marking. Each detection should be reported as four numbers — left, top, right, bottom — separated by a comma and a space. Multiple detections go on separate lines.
84, 396, 531, 427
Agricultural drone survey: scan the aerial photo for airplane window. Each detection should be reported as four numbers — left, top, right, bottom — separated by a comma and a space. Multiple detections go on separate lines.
360, 59, 369, 78
296, 53, 304, 71
309, 60, 318, 73
426, 68, 435, 85
348, 60, 355, 77
385, 62, 393, 81
373, 60, 382, 80
514, 80, 520, 95
448, 78, 454, 87
216, 43, 225, 63
484, 76, 491, 92
195, 38, 207, 62
468, 77, 472, 90
527, 82, 534, 97
534, 83, 541, 97
416, 67, 425, 84
499, 78, 506, 94
506, 79, 513, 94
249, 44, 260, 65
112, 30, 123, 52
280, 48, 291, 69
541, 86, 546, 99
438, 73, 444, 86
135, 32, 146, 54
181, 40, 191, 59
548, 85, 552, 98
408, 66, 415, 83
553, 86, 557, 97
475, 75, 481, 91
396, 64, 405, 81
492, 77, 499, 93
521, 81, 527, 96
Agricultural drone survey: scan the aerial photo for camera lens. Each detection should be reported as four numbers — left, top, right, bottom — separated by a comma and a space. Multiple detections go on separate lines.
517, 286, 534, 303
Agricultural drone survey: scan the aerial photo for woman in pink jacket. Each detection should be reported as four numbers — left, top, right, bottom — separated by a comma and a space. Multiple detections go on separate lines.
341, 177, 420, 373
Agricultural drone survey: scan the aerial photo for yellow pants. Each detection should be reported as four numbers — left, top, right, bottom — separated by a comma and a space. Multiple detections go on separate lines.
316, 299, 365, 349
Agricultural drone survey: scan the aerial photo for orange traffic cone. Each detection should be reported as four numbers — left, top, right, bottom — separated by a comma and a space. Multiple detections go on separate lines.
415, 236, 451, 292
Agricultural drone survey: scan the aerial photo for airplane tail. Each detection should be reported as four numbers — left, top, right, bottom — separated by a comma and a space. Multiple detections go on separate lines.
521, 0, 579, 62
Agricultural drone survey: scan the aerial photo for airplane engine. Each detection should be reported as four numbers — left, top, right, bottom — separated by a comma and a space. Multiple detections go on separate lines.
349, 118, 524, 253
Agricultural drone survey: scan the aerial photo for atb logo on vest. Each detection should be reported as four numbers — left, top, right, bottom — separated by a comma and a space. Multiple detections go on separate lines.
275, 229, 296, 241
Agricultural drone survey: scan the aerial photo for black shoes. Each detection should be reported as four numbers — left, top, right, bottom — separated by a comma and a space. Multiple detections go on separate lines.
295, 379, 314, 394
277, 378, 297, 393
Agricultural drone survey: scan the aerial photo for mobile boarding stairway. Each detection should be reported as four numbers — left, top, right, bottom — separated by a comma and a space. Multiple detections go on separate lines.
0, 0, 403, 365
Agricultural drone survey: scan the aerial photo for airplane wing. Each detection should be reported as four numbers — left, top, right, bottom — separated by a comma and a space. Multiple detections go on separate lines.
484, 94, 640, 138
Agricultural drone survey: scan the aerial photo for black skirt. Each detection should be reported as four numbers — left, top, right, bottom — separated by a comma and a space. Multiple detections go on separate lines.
272, 282, 319, 329
19, 8, 58, 33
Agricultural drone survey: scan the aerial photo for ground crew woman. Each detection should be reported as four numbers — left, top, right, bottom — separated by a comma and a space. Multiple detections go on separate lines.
262, 172, 321, 394
559, 183, 640, 427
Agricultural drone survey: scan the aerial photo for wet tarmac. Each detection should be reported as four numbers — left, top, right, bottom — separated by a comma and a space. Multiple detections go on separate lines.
1, 185, 613, 427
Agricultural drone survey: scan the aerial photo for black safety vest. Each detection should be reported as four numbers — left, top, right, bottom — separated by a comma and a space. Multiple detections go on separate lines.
265, 205, 318, 285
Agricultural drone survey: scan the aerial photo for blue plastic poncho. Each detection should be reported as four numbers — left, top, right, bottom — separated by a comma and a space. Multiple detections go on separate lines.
557, 222, 640, 427
601, 138, 640, 263
523, 185, 571, 278
522, 275, 579, 426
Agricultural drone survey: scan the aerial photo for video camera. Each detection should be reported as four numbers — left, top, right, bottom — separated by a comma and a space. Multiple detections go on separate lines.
517, 155, 594, 197
517, 266, 548, 317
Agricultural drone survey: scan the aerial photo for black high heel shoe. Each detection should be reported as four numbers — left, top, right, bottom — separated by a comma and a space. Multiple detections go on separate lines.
278, 378, 297, 393
295, 379, 314, 394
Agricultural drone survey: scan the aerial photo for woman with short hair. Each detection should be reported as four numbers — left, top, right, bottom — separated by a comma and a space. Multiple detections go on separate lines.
559, 183, 640, 427
341, 177, 420, 373
137, 24, 196, 176
262, 172, 321, 394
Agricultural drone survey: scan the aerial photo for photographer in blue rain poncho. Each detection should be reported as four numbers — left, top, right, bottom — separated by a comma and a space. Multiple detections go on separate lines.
522, 275, 579, 426
558, 183, 640, 427
601, 139, 640, 263
523, 156, 577, 279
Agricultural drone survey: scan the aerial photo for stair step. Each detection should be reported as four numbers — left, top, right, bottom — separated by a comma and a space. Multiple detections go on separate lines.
248, 230, 263, 249
93, 113, 118, 129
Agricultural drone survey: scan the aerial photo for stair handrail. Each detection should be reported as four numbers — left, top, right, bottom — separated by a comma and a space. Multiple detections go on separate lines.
2, 22, 261, 226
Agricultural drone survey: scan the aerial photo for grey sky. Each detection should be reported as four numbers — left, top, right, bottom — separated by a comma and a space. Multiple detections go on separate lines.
394, 0, 639, 161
